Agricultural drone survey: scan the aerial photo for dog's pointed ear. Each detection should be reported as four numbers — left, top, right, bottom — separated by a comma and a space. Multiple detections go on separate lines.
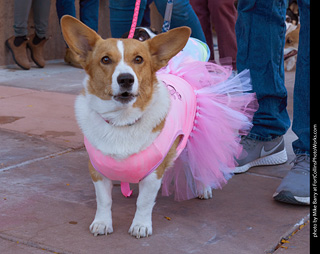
60, 15, 101, 61
147, 27, 191, 71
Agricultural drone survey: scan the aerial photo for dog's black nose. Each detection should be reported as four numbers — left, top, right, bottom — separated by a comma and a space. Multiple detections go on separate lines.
117, 73, 134, 89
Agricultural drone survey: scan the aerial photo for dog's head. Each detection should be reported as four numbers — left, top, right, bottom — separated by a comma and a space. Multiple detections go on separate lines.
61, 15, 190, 123
121, 27, 158, 41
284, 24, 300, 60
284, 24, 300, 71
286, 0, 299, 25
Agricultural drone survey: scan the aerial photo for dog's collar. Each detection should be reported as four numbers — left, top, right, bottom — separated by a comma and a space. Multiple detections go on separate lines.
105, 117, 141, 127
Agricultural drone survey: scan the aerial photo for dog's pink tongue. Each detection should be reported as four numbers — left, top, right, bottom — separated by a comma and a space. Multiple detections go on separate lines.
284, 49, 297, 60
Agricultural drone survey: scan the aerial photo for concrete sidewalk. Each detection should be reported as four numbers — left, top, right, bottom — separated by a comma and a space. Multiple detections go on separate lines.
0, 61, 310, 254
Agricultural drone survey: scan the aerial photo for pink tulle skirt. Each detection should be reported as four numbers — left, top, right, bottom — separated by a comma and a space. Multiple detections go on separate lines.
157, 55, 258, 201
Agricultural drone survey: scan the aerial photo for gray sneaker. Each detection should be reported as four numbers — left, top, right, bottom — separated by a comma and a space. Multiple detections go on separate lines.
234, 136, 288, 173
273, 155, 310, 205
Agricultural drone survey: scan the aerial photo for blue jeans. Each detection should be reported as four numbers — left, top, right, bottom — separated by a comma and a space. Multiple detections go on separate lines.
109, 0, 206, 42
292, 0, 310, 155
236, 0, 310, 155
56, 0, 99, 31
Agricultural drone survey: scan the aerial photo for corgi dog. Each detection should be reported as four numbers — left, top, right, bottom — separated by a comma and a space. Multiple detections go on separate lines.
61, 15, 192, 238
284, 24, 300, 71
61, 15, 256, 239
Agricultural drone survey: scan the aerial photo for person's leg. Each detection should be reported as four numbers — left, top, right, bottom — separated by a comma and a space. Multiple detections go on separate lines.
236, 0, 290, 141
208, 0, 237, 69
273, 0, 310, 205
56, 0, 82, 68
109, 0, 147, 38
56, 0, 76, 21
79, 0, 100, 32
292, 0, 310, 156
13, 0, 33, 37
5, 0, 33, 70
234, 0, 290, 173
141, 0, 154, 27
154, 0, 206, 42
27, 0, 51, 68
32, 0, 51, 39
190, 0, 214, 60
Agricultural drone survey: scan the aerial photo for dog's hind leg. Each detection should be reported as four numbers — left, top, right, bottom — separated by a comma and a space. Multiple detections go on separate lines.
89, 161, 114, 236
198, 185, 213, 200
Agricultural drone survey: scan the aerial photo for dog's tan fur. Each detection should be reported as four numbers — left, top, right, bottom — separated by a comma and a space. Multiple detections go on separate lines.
88, 160, 103, 182
155, 136, 182, 179
285, 24, 300, 50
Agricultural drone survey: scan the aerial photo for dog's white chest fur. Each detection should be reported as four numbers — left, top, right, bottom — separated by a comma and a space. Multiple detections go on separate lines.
75, 75, 170, 159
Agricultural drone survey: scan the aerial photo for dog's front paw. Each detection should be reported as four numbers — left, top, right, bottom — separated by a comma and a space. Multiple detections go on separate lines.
128, 221, 152, 238
198, 186, 213, 200
90, 220, 113, 236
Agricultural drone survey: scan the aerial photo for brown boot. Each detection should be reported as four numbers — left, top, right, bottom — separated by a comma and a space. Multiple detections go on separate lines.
64, 48, 82, 68
27, 34, 48, 68
5, 36, 31, 70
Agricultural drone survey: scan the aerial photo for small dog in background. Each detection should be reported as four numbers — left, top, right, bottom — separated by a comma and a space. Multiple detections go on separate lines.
286, 0, 299, 25
284, 0, 300, 72
121, 27, 158, 41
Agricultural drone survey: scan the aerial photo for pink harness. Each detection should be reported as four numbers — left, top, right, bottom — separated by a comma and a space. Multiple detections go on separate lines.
85, 73, 197, 197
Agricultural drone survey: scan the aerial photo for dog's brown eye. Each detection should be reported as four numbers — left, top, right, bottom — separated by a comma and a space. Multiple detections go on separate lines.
101, 56, 111, 64
134, 56, 143, 64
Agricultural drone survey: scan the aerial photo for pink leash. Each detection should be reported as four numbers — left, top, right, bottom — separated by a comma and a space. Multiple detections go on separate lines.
120, 0, 141, 197
128, 0, 141, 39
121, 0, 173, 198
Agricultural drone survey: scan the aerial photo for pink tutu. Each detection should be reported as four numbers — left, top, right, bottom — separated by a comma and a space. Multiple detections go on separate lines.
158, 54, 258, 201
